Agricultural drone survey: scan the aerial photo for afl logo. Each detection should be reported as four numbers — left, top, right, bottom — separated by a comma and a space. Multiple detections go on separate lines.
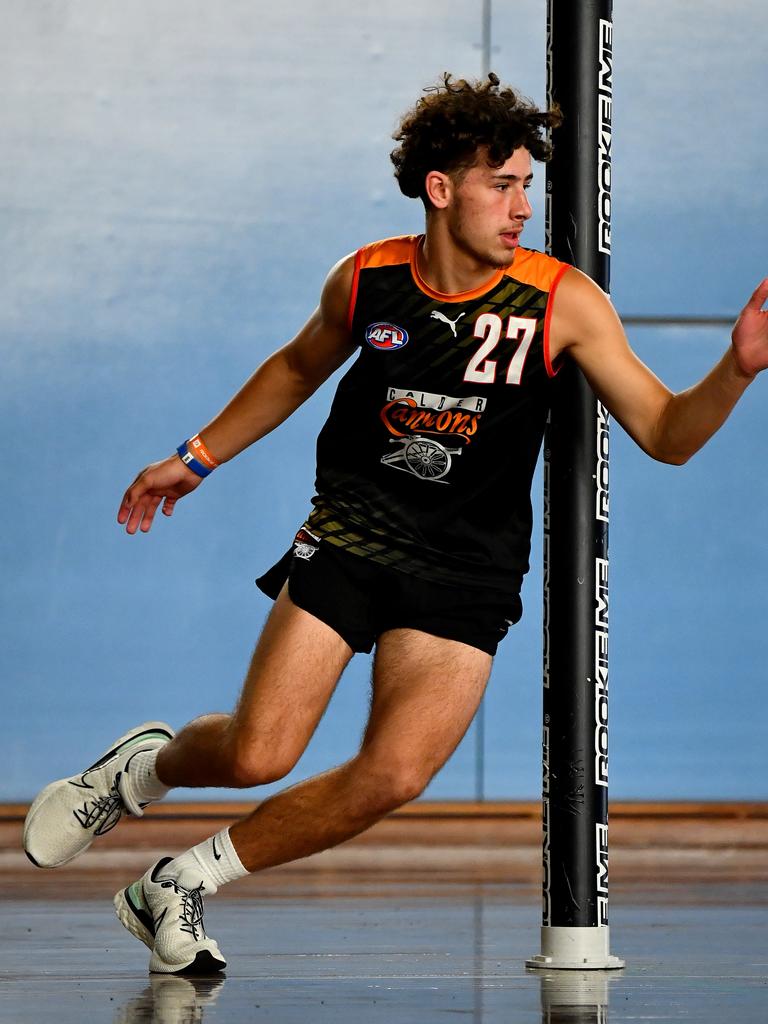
365, 322, 409, 351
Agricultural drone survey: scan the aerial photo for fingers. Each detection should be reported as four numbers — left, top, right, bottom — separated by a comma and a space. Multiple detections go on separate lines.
138, 495, 164, 533
117, 485, 147, 533
117, 493, 136, 526
745, 277, 768, 312
117, 461, 173, 534
118, 487, 163, 535
117, 471, 148, 527
119, 497, 154, 535
116, 457, 197, 534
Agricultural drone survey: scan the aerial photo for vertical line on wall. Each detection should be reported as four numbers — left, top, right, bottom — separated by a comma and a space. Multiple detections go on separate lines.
481, 0, 492, 78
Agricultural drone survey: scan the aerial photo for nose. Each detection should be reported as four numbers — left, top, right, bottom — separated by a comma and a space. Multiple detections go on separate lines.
513, 187, 532, 221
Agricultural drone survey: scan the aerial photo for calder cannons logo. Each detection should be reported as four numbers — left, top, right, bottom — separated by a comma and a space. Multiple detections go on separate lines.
379, 386, 487, 483
365, 322, 409, 350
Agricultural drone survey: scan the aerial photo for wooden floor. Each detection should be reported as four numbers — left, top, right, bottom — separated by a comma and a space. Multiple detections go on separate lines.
3, 800, 767, 893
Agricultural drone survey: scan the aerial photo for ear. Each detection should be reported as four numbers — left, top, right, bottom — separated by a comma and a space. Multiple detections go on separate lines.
424, 170, 453, 210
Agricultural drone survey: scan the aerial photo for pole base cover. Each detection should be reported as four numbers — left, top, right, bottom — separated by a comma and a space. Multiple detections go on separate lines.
526, 926, 625, 970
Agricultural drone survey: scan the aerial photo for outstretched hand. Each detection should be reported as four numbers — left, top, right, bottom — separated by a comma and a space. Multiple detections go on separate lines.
117, 454, 203, 534
731, 278, 768, 378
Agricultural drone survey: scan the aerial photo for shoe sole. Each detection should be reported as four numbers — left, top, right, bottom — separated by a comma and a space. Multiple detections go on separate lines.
114, 886, 227, 975
114, 886, 155, 950
150, 949, 227, 975
23, 721, 174, 868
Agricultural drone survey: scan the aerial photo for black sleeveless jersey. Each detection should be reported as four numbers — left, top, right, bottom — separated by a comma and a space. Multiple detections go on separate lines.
305, 235, 570, 594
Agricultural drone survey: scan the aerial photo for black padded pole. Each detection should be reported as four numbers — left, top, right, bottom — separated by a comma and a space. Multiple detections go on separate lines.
527, 0, 624, 971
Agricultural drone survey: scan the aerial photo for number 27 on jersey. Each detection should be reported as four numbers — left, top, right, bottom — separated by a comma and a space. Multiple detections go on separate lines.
463, 314, 537, 386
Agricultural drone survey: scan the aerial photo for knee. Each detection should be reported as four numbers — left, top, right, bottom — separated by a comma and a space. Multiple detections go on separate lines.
226, 734, 298, 789
355, 751, 432, 812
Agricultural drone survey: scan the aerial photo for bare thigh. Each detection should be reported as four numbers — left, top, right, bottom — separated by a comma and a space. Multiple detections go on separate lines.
229, 585, 355, 773
158, 584, 355, 788
360, 628, 492, 791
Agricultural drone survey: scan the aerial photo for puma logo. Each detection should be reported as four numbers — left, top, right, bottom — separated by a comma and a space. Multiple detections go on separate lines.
430, 310, 465, 337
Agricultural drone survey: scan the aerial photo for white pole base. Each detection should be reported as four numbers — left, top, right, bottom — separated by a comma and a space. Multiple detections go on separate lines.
526, 925, 626, 970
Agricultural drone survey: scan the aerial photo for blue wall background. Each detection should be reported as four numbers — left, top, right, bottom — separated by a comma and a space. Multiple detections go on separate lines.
3, 0, 767, 800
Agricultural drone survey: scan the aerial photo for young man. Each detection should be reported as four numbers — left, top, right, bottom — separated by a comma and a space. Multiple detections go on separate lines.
23, 74, 768, 974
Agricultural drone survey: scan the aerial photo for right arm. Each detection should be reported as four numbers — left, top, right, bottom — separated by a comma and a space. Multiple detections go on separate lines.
118, 252, 358, 534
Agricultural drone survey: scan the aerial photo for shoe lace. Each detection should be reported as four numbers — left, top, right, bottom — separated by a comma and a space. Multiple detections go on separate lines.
72, 773, 124, 836
160, 878, 207, 941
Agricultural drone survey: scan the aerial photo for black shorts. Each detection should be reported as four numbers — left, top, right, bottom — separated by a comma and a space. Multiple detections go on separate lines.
256, 537, 522, 657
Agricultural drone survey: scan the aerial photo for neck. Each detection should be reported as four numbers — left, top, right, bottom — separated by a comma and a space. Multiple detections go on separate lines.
418, 218, 506, 295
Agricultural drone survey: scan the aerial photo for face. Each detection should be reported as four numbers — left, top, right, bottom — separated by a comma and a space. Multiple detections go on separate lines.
438, 147, 534, 269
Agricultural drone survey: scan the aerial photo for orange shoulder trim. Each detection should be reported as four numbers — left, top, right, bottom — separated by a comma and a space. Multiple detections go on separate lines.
357, 235, 417, 270
504, 247, 569, 293
346, 248, 363, 332
505, 249, 571, 379
543, 264, 570, 378
348, 237, 416, 329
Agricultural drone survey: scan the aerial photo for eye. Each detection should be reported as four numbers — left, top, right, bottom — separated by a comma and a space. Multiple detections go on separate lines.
495, 183, 509, 191
523, 182, 532, 190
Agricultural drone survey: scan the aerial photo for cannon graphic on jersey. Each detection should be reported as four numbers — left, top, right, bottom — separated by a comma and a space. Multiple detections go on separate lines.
380, 435, 462, 483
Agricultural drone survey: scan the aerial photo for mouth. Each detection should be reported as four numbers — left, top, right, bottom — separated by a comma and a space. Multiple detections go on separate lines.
500, 229, 522, 248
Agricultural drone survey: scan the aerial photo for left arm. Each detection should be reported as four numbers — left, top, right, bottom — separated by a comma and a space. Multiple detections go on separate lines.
549, 270, 768, 465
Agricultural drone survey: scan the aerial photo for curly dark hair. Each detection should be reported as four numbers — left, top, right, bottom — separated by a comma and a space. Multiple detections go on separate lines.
391, 73, 562, 205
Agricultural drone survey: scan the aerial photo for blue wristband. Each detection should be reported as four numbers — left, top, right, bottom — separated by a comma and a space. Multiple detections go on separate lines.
177, 442, 213, 478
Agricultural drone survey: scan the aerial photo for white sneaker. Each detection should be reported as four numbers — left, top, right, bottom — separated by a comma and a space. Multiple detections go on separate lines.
23, 721, 174, 868
114, 857, 227, 975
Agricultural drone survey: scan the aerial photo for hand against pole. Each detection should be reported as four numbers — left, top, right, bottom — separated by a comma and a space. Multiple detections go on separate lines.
117, 455, 203, 535
731, 278, 768, 378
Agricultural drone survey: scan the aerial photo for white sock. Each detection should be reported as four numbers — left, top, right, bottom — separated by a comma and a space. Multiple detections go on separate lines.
120, 748, 171, 811
167, 827, 249, 892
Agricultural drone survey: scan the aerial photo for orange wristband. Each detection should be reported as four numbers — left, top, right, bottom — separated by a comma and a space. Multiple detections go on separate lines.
188, 434, 219, 470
